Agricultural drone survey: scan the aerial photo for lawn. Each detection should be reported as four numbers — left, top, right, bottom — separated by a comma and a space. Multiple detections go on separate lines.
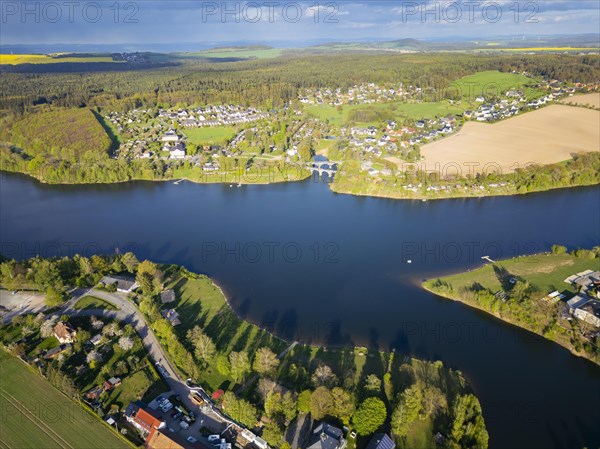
433, 253, 599, 296
0, 349, 130, 449
74, 296, 119, 311
105, 367, 167, 411
0, 54, 119, 65
183, 126, 238, 146
166, 274, 287, 391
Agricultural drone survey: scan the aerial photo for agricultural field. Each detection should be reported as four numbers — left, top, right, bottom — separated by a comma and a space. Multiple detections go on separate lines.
8, 108, 112, 160
0, 349, 129, 449
560, 92, 600, 108
420, 105, 600, 173
183, 126, 238, 146
0, 54, 118, 65
179, 47, 283, 60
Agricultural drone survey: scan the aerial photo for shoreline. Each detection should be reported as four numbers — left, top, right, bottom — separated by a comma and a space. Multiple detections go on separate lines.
421, 283, 596, 364
3, 167, 600, 202
329, 181, 600, 201
421, 251, 600, 367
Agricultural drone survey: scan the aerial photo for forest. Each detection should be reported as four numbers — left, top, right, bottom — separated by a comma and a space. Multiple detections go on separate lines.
1, 53, 598, 115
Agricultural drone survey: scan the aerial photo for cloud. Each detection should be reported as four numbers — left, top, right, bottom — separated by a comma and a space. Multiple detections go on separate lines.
1, 1, 598, 45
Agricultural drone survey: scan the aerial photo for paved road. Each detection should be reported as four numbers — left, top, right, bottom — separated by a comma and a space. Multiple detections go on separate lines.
59, 290, 232, 444
3, 287, 252, 446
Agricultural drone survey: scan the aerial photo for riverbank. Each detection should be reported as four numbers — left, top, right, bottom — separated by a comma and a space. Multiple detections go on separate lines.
330, 152, 600, 201
0, 162, 312, 186
423, 249, 600, 366
4, 145, 600, 202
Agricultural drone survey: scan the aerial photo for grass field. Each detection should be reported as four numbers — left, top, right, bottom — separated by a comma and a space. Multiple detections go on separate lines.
421, 104, 600, 173
73, 296, 119, 311
433, 253, 599, 296
450, 70, 542, 102
0, 349, 129, 449
306, 71, 544, 126
307, 100, 464, 125
180, 48, 283, 60
0, 54, 118, 65
183, 126, 238, 146
167, 274, 286, 390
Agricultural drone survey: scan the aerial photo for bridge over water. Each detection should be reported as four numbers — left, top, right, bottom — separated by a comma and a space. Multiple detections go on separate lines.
308, 160, 340, 176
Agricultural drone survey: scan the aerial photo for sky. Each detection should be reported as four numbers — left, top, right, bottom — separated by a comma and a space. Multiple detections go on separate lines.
1, 0, 599, 48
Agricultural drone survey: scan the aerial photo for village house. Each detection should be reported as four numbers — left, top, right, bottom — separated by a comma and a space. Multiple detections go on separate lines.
145, 429, 186, 449
44, 343, 71, 359
125, 403, 166, 438
89, 334, 103, 346
365, 433, 395, 449
100, 274, 138, 293
53, 322, 77, 344
84, 385, 104, 401
103, 377, 122, 391
161, 309, 181, 326
307, 422, 347, 449
161, 129, 180, 142
160, 289, 176, 304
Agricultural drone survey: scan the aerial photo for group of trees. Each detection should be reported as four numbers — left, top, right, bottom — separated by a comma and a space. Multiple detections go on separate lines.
0, 252, 145, 308
2, 53, 598, 117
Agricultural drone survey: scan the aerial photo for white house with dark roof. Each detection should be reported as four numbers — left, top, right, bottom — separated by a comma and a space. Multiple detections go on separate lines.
100, 274, 138, 293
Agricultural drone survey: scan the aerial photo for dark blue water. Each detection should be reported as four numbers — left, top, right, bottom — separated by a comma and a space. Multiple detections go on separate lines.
1, 172, 599, 449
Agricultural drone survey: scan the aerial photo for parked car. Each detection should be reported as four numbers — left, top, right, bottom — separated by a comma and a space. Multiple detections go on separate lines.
171, 411, 182, 420
187, 436, 198, 443
180, 421, 190, 429
208, 435, 221, 443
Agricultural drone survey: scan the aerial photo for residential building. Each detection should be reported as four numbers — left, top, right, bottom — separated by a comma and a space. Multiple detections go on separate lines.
125, 403, 166, 438
161, 309, 181, 326
307, 422, 347, 449
573, 302, 600, 328
53, 322, 77, 344
101, 274, 138, 292
103, 377, 122, 391
160, 289, 176, 304
145, 430, 186, 449
365, 434, 395, 449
